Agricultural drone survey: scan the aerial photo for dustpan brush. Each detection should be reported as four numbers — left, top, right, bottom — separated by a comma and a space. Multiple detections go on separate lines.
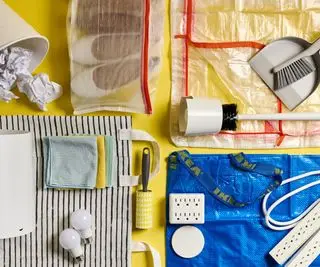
273, 38, 320, 90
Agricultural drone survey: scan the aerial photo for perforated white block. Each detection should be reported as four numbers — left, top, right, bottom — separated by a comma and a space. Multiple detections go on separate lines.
270, 202, 320, 265
169, 193, 205, 224
285, 230, 320, 267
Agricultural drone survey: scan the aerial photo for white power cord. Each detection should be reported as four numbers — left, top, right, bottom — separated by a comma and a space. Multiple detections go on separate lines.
262, 170, 320, 231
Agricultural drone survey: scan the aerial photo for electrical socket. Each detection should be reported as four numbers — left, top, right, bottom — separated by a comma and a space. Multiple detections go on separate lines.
169, 193, 205, 224
285, 229, 320, 267
270, 202, 320, 265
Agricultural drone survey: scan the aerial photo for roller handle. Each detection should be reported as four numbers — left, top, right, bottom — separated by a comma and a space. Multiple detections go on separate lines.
238, 112, 320, 121
142, 148, 150, 192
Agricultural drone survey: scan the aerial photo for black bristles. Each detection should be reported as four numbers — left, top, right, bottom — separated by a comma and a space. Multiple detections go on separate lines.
221, 104, 238, 131
274, 58, 315, 90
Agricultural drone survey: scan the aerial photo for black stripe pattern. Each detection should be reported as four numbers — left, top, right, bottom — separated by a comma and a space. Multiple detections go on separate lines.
0, 115, 132, 267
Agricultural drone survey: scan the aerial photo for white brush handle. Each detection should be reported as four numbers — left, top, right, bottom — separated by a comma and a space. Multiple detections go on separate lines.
238, 112, 320, 121
273, 37, 320, 72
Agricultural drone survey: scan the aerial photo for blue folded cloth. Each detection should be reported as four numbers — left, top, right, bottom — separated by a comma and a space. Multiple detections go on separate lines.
43, 136, 98, 189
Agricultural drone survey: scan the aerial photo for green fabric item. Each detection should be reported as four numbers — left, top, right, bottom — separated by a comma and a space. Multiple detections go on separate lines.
43, 136, 98, 189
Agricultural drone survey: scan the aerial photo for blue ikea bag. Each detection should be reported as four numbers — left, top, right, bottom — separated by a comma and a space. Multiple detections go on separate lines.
166, 151, 320, 267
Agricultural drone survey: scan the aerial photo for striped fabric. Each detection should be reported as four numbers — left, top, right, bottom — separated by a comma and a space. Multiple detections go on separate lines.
0, 115, 132, 267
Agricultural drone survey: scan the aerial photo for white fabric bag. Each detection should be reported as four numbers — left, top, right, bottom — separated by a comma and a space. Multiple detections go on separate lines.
0, 115, 160, 267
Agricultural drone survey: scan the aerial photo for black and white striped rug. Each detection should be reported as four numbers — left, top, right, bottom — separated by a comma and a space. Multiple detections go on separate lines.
0, 115, 132, 267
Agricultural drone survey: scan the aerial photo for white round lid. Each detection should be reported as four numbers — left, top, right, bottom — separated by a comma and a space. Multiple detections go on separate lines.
171, 226, 205, 259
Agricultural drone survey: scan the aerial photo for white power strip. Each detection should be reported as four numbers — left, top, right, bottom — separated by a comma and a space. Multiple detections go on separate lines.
270, 202, 320, 265
285, 229, 320, 267
169, 194, 205, 224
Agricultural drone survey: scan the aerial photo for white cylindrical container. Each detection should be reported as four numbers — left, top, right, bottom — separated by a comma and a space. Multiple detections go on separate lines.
0, 131, 35, 239
179, 97, 223, 136
0, 1, 49, 71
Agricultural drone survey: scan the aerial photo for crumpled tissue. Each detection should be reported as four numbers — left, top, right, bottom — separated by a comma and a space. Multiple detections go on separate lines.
0, 47, 62, 110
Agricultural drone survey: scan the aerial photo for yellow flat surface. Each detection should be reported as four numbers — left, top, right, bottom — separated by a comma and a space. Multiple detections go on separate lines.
3, 0, 320, 266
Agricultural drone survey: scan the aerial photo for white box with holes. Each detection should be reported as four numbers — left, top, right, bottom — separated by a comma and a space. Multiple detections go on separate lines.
169, 193, 205, 224
270, 201, 320, 265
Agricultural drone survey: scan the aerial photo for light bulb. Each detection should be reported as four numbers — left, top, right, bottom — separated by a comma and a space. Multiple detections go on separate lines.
59, 228, 84, 262
71, 209, 93, 244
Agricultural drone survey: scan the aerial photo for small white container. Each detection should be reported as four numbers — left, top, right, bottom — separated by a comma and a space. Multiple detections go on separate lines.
0, 1, 49, 71
179, 96, 223, 136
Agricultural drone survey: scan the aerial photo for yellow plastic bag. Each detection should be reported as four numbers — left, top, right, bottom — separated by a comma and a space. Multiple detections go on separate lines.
171, 0, 320, 148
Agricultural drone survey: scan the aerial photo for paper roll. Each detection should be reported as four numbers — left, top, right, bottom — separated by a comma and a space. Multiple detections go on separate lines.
179, 97, 223, 136
136, 190, 153, 229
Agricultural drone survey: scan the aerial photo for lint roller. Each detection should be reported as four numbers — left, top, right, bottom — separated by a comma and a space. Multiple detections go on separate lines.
179, 96, 320, 136
136, 147, 153, 230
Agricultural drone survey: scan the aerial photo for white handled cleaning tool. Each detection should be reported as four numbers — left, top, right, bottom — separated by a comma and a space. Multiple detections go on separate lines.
273, 37, 320, 89
238, 112, 320, 120
179, 97, 320, 136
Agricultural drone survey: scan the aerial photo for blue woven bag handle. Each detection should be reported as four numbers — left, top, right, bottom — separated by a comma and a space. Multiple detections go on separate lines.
169, 150, 283, 208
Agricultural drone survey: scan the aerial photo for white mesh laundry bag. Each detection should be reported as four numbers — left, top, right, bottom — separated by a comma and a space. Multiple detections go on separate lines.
68, 0, 164, 114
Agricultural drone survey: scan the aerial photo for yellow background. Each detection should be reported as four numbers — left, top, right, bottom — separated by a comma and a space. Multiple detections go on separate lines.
3, 0, 319, 266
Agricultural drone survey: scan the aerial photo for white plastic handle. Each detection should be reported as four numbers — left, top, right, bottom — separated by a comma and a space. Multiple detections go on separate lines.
132, 241, 161, 267
119, 129, 160, 187
238, 112, 320, 121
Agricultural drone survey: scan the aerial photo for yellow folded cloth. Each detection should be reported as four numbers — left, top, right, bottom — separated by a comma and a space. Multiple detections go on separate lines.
96, 136, 106, 188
